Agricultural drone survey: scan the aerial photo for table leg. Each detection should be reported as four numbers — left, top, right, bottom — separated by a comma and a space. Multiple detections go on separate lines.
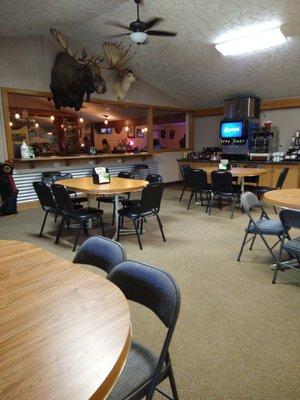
113, 194, 120, 240
241, 177, 245, 193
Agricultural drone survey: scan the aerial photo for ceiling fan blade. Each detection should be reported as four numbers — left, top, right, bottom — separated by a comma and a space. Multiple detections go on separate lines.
104, 33, 131, 39
104, 21, 131, 31
145, 17, 164, 30
146, 30, 178, 37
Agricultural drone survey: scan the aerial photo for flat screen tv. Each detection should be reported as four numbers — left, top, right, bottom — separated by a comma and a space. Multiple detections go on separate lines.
219, 120, 245, 139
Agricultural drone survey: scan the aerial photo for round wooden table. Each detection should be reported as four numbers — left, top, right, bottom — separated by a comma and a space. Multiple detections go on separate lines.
0, 240, 131, 400
198, 167, 267, 192
57, 177, 148, 239
264, 188, 300, 210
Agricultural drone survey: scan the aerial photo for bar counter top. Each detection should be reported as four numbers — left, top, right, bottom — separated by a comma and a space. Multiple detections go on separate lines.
14, 152, 152, 168
178, 158, 300, 165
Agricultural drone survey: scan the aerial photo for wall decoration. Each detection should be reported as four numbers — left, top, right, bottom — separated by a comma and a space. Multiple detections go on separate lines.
160, 129, 166, 139
127, 127, 135, 138
169, 130, 176, 139
136, 128, 144, 138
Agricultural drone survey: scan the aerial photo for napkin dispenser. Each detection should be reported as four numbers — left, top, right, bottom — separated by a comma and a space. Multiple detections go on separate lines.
218, 159, 231, 170
92, 167, 110, 185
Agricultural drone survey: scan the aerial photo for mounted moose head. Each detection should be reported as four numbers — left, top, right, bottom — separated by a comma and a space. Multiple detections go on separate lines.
50, 28, 107, 111
102, 42, 136, 101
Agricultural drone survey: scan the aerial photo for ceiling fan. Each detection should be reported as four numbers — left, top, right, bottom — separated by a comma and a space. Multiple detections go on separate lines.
105, 0, 178, 44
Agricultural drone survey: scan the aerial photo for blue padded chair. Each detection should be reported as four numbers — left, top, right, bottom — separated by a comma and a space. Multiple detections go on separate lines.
73, 236, 126, 275
272, 209, 300, 284
237, 192, 289, 262
107, 260, 181, 400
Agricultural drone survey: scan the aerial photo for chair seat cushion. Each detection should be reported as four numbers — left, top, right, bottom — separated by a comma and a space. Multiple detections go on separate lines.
122, 199, 141, 207
255, 186, 272, 194
107, 340, 165, 400
74, 207, 103, 218
97, 195, 126, 203
118, 206, 154, 219
71, 196, 88, 204
247, 218, 284, 235
283, 236, 300, 256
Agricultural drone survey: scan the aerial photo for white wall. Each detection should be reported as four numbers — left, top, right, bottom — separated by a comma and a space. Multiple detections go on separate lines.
154, 152, 182, 182
0, 35, 187, 181
194, 108, 300, 151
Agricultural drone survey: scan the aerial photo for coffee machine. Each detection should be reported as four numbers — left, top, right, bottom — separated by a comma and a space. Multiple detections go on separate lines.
249, 126, 279, 160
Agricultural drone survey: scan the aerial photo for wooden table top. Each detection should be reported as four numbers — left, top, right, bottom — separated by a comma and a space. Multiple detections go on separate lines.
197, 167, 267, 178
264, 189, 300, 210
0, 240, 131, 400
56, 176, 148, 195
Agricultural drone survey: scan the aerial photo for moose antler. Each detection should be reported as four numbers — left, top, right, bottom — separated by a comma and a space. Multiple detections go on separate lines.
102, 42, 135, 71
50, 28, 104, 65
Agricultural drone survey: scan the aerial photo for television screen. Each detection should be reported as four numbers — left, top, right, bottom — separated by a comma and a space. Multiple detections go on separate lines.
220, 121, 244, 139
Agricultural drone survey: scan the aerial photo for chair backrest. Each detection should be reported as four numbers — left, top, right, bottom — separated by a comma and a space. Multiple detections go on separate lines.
211, 170, 233, 193
244, 164, 260, 184
51, 184, 75, 214
108, 260, 180, 398
279, 209, 300, 231
190, 169, 209, 190
108, 261, 180, 328
181, 164, 192, 182
240, 191, 262, 213
73, 236, 126, 275
140, 182, 164, 212
146, 174, 163, 184
118, 171, 134, 179
33, 181, 56, 210
276, 167, 289, 189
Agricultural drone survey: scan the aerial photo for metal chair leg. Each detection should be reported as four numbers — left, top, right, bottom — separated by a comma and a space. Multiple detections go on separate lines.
156, 213, 166, 242
230, 197, 236, 219
99, 215, 105, 237
272, 238, 285, 284
39, 210, 49, 237
140, 218, 144, 234
179, 185, 186, 202
133, 218, 143, 250
168, 363, 179, 400
249, 234, 256, 250
187, 189, 194, 210
55, 215, 65, 244
83, 221, 89, 236
73, 222, 82, 252
237, 231, 249, 261
112, 201, 116, 226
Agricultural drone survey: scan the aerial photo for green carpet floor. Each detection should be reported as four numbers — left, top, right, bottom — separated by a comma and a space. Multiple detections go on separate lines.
0, 188, 299, 400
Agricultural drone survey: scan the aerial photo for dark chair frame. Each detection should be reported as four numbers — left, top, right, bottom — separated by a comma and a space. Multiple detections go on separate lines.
107, 260, 181, 400
208, 171, 241, 219
272, 209, 300, 284
237, 192, 290, 262
117, 183, 166, 250
179, 164, 192, 202
33, 181, 59, 237
187, 169, 212, 211
52, 184, 105, 252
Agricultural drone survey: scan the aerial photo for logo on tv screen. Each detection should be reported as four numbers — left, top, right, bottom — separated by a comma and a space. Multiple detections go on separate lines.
220, 122, 243, 138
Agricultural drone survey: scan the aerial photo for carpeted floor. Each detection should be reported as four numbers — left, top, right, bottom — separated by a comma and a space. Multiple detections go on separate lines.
1, 188, 299, 400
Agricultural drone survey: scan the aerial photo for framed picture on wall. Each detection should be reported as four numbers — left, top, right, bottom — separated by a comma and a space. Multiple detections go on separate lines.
169, 130, 175, 139
136, 128, 144, 138
127, 127, 135, 138
160, 129, 166, 139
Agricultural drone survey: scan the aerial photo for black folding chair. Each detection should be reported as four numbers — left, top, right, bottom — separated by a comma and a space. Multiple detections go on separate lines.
52, 184, 105, 252
122, 174, 163, 208
117, 183, 165, 250
237, 192, 289, 262
208, 171, 241, 219
107, 260, 180, 400
272, 209, 300, 283
73, 236, 126, 275
179, 165, 192, 202
33, 181, 60, 237
187, 169, 212, 211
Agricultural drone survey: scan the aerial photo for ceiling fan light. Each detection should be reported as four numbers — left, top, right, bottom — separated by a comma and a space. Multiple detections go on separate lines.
130, 31, 147, 44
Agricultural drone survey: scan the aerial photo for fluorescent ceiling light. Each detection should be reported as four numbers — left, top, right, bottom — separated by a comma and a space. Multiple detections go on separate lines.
215, 26, 287, 56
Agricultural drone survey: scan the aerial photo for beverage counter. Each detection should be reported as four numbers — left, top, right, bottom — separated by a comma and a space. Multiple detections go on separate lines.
177, 159, 300, 188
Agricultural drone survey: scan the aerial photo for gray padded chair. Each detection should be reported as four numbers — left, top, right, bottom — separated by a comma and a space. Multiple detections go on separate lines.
73, 236, 126, 275
107, 260, 181, 400
272, 209, 300, 284
237, 192, 289, 262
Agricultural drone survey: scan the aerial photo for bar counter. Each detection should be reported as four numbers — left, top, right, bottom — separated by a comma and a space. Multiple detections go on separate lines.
178, 159, 300, 189
14, 152, 152, 169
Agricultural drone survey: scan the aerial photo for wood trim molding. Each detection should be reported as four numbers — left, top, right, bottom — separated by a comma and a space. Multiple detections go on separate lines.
193, 97, 300, 118
1, 88, 13, 159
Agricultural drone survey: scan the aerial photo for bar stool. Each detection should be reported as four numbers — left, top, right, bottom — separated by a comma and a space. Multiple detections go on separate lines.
132, 164, 149, 179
